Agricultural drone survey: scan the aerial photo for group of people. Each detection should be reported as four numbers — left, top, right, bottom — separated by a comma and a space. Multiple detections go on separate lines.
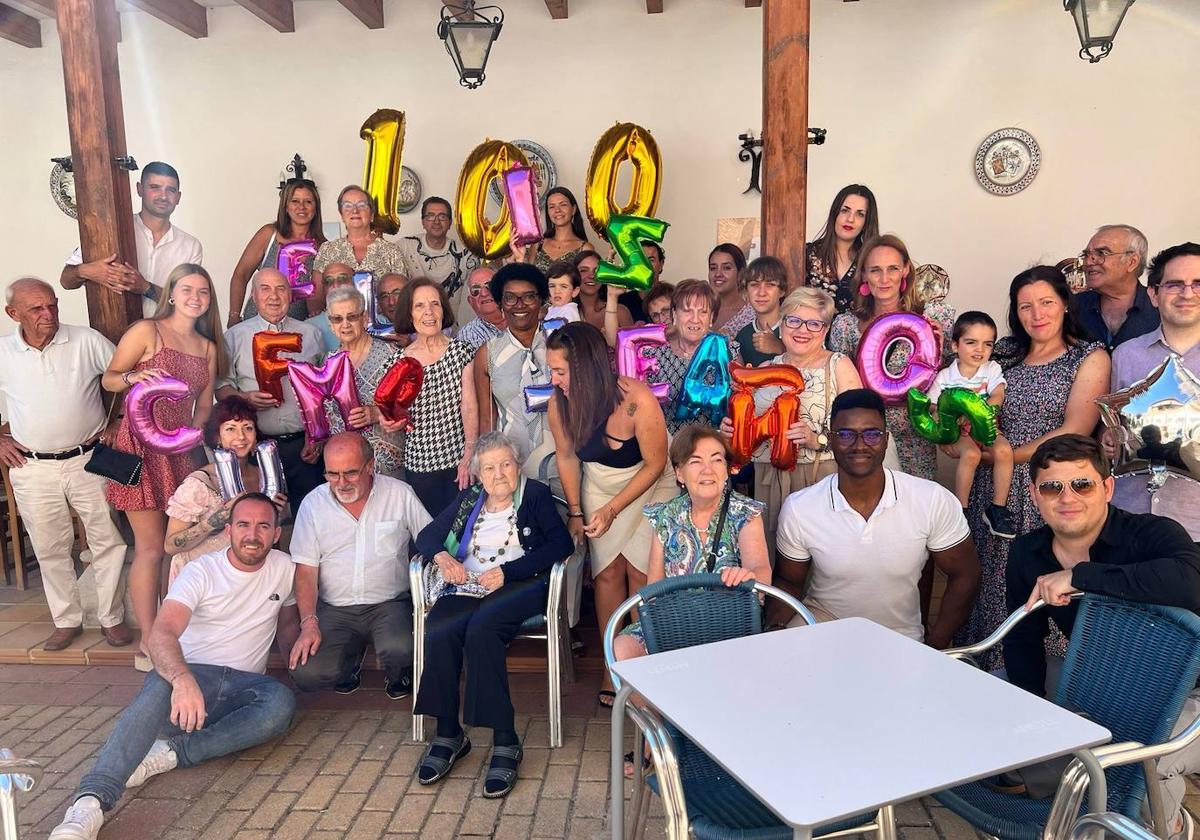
2, 161, 1200, 839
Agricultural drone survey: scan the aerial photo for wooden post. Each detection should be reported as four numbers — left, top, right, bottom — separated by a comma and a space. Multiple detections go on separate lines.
56, 0, 140, 343
761, 0, 810, 288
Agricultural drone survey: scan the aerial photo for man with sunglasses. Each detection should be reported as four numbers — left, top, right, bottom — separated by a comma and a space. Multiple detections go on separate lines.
773, 389, 980, 648
287, 432, 431, 700
398, 197, 479, 325
456, 266, 506, 351
1004, 433, 1200, 838
1075, 224, 1159, 351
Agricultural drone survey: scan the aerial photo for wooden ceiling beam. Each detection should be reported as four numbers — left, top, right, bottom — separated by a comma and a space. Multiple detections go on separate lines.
647, 0, 663, 12
337, 0, 382, 29
544, 0, 566, 19
0, 2, 41, 46
233, 0, 293, 32
7, 0, 51, 16
745, 0, 762, 6
123, 0, 206, 37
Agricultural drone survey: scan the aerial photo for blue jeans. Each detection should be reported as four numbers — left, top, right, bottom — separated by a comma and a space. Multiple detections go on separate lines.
78, 664, 296, 810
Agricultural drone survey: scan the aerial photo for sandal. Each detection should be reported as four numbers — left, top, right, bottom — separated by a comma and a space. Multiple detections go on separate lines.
623, 750, 652, 779
482, 744, 523, 799
598, 690, 616, 708
417, 733, 471, 786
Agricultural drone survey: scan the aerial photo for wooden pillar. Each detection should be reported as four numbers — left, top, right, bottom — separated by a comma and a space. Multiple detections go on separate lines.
761, 0, 810, 288
56, 0, 140, 343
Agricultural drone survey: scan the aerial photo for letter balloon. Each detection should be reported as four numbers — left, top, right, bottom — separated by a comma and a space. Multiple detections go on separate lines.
253, 331, 303, 403
907, 387, 998, 446
353, 271, 393, 336
455, 139, 531, 260
277, 240, 317, 300
584, 122, 663, 239
213, 448, 245, 500
287, 351, 365, 442
615, 324, 669, 403
595, 215, 669, 293
673, 333, 733, 427
855, 313, 940, 405
727, 363, 806, 471
125, 376, 204, 455
375, 356, 424, 429
502, 162, 543, 249
255, 439, 287, 498
360, 109, 406, 235
523, 383, 555, 414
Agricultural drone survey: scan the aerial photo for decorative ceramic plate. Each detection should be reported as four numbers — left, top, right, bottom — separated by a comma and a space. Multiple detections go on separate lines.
974, 128, 1041, 196
397, 166, 422, 214
1057, 256, 1087, 293
51, 161, 78, 219
914, 263, 950, 304
489, 139, 558, 206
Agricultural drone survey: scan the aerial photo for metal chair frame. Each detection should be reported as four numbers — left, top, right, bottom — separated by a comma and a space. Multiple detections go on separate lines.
0, 749, 42, 840
603, 576, 898, 840
940, 594, 1200, 840
1071, 812, 1161, 840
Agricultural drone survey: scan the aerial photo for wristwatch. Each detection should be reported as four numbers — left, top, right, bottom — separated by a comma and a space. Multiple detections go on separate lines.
815, 432, 829, 450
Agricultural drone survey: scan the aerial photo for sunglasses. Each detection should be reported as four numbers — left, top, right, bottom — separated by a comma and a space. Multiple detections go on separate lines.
833, 428, 885, 447
468, 286, 493, 299
1036, 477, 1101, 498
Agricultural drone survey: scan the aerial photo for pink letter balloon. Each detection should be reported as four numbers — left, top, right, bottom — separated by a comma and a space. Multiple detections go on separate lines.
503, 162, 543, 249
277, 239, 318, 300
855, 313, 940, 405
125, 376, 204, 455
286, 351, 365, 441
615, 324, 670, 403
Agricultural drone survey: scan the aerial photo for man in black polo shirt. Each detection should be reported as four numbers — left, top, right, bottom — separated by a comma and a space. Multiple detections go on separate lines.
1004, 433, 1200, 837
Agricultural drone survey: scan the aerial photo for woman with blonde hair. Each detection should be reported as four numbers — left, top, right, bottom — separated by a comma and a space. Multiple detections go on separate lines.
103, 263, 224, 668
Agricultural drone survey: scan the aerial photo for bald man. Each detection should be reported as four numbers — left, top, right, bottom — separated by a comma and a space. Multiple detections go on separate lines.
0, 278, 132, 650
216, 268, 326, 506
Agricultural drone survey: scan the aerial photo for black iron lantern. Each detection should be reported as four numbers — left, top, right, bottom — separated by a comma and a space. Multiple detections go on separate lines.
438, 1, 504, 89
1064, 0, 1135, 63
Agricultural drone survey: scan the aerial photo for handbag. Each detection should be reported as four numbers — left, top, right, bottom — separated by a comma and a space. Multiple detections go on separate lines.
422, 561, 488, 607
84, 394, 143, 486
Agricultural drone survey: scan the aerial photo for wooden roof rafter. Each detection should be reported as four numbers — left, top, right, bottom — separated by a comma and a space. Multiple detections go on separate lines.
0, 2, 40, 46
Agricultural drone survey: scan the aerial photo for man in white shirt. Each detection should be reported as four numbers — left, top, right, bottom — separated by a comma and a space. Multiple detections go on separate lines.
398, 196, 480, 326
216, 268, 326, 506
0, 278, 131, 651
49, 494, 297, 840
773, 388, 981, 647
455, 266, 505, 352
288, 432, 432, 700
60, 161, 203, 318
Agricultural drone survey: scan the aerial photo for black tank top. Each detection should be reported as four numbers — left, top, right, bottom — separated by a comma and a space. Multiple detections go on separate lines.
575, 421, 643, 469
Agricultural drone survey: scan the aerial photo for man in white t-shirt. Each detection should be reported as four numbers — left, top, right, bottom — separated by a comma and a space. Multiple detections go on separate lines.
288, 432, 432, 700
773, 389, 981, 647
60, 161, 203, 318
50, 494, 297, 840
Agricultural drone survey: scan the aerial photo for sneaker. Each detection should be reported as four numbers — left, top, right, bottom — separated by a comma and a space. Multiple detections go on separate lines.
385, 670, 413, 700
49, 795, 103, 840
126, 739, 177, 788
984, 503, 1017, 540
334, 657, 364, 695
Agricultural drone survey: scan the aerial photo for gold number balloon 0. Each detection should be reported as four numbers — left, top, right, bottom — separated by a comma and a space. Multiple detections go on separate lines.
455, 139, 531, 260
360, 109, 406, 236
584, 122, 663, 239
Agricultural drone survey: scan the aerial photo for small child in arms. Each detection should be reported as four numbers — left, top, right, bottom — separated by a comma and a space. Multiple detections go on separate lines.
545, 261, 582, 323
928, 311, 1016, 539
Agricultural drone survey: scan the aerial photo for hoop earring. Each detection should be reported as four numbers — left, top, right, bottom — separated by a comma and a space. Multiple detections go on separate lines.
858, 282, 869, 298
168, 297, 175, 305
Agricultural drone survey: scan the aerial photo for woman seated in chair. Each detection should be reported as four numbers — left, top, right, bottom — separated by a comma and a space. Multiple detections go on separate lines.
412, 431, 573, 799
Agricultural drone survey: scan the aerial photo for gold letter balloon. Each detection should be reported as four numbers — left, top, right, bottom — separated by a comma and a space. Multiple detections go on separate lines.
584, 122, 663, 239
455, 139, 531, 260
360, 109, 406, 235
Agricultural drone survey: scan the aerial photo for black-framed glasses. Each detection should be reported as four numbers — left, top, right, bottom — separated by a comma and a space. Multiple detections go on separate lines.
1079, 248, 1133, 263
782, 315, 827, 332
323, 460, 369, 481
833, 428, 885, 447
1157, 280, 1200, 296
378, 290, 405, 301
502, 291, 541, 307
1036, 477, 1101, 498
422, 213, 451, 222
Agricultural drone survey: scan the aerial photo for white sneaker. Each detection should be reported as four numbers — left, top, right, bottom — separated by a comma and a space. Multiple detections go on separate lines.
48, 795, 103, 840
125, 739, 177, 788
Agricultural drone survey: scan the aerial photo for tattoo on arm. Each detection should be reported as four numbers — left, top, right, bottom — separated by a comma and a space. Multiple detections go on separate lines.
626, 400, 638, 417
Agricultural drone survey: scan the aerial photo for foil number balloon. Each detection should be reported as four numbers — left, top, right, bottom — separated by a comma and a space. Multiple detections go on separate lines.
361, 109, 406, 236
287, 351, 366, 442
727, 363, 806, 472
596, 215, 669, 293
855, 313, 940, 405
584, 122, 663, 239
907, 387, 998, 446
456, 140, 532, 260
126, 376, 204, 455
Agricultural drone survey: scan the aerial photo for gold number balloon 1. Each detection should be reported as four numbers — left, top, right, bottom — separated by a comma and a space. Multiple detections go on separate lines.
584, 122, 663, 239
455, 139, 531, 260
360, 109, 406, 236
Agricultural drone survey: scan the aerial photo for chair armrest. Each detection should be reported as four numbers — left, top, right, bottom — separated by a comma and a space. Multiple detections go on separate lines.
1072, 813, 1161, 840
753, 581, 816, 627
943, 596, 1069, 662
1044, 742, 1146, 840
1096, 710, 1200, 769
603, 593, 644, 691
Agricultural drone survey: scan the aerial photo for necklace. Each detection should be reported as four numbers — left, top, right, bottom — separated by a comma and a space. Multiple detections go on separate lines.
470, 504, 518, 566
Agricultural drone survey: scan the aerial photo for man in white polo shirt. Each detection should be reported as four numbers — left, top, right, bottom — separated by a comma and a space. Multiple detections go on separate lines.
0, 278, 131, 651
288, 432, 431, 700
60, 161, 203, 318
774, 388, 980, 648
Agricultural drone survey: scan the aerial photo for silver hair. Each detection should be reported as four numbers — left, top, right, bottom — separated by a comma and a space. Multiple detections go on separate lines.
470, 431, 520, 477
325, 285, 366, 312
1096, 224, 1149, 277
5, 276, 55, 306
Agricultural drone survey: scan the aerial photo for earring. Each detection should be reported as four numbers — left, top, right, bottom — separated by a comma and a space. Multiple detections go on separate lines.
168, 297, 175, 305
900, 279, 907, 293
858, 282, 869, 297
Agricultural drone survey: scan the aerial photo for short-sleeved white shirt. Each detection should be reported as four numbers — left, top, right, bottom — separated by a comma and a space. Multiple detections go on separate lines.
776, 470, 971, 641
165, 548, 296, 674
926, 360, 1006, 405
290, 476, 432, 607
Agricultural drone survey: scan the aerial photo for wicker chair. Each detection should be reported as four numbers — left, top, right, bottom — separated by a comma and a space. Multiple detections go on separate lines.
936, 595, 1200, 840
604, 572, 898, 840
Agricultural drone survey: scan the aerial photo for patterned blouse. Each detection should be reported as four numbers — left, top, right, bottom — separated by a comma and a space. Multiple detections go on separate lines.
323, 337, 404, 476
719, 304, 756, 338
751, 353, 845, 466
534, 243, 590, 273
313, 236, 404, 277
804, 241, 856, 315
401, 339, 475, 473
643, 491, 765, 578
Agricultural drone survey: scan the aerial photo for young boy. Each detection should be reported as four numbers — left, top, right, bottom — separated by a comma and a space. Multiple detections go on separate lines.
545, 260, 582, 323
927, 311, 1016, 539
734, 256, 787, 366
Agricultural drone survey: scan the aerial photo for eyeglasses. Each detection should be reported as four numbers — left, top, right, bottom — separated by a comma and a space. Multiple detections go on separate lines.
422, 213, 450, 222
378, 290, 405, 301
833, 428, 885, 447
502, 291, 541, 307
1157, 280, 1200, 296
323, 274, 353, 285
782, 315, 828, 332
468, 286, 493, 299
323, 461, 368, 482
1036, 477, 1101, 498
1079, 248, 1133, 263
327, 313, 364, 325
340, 201, 371, 212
